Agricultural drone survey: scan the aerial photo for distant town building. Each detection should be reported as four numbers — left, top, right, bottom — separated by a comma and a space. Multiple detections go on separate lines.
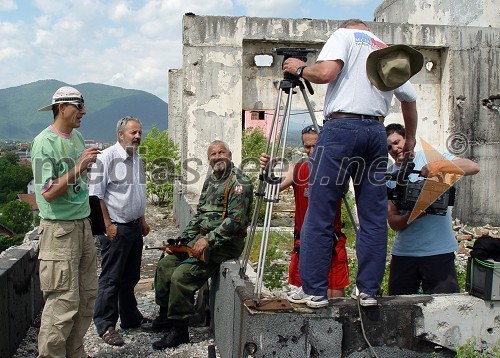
26, 178, 35, 194
17, 193, 39, 220
243, 109, 277, 138
17, 143, 29, 151
0, 223, 15, 237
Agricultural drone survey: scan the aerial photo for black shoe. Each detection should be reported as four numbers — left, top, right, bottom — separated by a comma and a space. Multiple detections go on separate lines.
141, 317, 172, 333
152, 326, 189, 350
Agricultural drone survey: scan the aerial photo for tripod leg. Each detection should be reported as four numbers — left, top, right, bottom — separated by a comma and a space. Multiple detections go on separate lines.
299, 84, 321, 131
240, 79, 299, 298
239, 85, 287, 278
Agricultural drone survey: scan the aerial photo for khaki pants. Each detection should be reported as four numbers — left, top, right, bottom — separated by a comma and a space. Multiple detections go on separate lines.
37, 218, 98, 358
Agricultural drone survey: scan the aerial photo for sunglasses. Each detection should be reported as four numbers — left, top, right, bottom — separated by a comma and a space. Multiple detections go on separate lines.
301, 125, 322, 134
67, 102, 85, 110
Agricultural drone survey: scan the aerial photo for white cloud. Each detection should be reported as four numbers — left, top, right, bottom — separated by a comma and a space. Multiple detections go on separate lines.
0, 0, 16, 11
323, 0, 371, 7
0, 0, 377, 102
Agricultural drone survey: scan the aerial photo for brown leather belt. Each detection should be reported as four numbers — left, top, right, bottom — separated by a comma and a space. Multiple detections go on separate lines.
199, 228, 209, 235
325, 112, 382, 121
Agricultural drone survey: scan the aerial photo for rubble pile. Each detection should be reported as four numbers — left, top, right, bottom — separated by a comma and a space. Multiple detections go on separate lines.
453, 220, 500, 256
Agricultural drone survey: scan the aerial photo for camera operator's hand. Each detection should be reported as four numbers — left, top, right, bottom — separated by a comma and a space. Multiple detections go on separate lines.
421, 160, 465, 179
388, 202, 426, 231
283, 58, 306, 76
420, 164, 430, 178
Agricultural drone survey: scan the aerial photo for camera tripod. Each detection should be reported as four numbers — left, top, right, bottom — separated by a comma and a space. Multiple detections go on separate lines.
239, 73, 321, 305
239, 71, 361, 307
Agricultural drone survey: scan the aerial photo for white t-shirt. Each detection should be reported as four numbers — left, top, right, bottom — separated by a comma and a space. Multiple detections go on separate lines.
317, 28, 417, 117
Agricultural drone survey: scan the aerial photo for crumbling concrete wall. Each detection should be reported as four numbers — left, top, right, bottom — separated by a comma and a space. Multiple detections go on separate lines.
169, 14, 499, 225
212, 260, 500, 357
373, 1, 500, 226
375, 0, 499, 27
0, 232, 43, 358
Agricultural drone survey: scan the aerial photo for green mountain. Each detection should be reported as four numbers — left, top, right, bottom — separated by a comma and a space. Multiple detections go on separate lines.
0, 80, 168, 142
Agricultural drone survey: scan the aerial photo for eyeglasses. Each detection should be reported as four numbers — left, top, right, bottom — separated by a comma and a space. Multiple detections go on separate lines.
301, 125, 322, 134
118, 116, 135, 128
68, 102, 85, 110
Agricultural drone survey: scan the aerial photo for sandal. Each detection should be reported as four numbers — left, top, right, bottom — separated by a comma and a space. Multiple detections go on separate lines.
101, 327, 125, 346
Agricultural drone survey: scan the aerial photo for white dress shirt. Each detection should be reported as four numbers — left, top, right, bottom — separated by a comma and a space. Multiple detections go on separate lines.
89, 142, 146, 223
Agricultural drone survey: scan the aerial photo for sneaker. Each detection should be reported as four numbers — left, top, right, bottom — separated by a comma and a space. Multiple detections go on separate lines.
350, 285, 378, 307
286, 286, 301, 297
287, 287, 308, 304
304, 295, 329, 308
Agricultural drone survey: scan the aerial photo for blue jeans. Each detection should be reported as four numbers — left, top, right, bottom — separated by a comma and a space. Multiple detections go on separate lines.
300, 118, 388, 297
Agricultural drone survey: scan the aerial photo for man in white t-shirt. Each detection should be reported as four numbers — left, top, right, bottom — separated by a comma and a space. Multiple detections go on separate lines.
281, 19, 422, 307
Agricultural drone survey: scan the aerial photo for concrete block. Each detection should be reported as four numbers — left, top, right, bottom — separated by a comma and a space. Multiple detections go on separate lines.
416, 294, 500, 350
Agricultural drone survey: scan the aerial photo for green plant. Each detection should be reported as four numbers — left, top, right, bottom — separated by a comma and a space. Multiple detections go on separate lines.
456, 260, 468, 292
138, 125, 180, 207
456, 337, 500, 357
263, 245, 288, 291
0, 234, 24, 252
248, 230, 291, 291
0, 152, 33, 205
0, 200, 33, 234
241, 127, 267, 163
241, 127, 269, 224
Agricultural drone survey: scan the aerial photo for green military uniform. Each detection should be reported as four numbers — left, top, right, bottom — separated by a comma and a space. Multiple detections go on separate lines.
154, 164, 253, 321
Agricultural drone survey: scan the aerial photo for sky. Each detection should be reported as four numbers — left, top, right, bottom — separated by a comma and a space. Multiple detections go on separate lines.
0, 0, 380, 102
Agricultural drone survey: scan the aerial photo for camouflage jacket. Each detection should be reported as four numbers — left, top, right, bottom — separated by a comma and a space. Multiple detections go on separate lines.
182, 164, 253, 263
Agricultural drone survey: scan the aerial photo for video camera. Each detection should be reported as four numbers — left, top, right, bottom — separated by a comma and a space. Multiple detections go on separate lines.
386, 157, 455, 216
274, 47, 318, 93
274, 47, 318, 64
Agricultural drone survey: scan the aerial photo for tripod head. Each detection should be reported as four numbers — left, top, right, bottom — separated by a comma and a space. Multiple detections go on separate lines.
274, 47, 317, 95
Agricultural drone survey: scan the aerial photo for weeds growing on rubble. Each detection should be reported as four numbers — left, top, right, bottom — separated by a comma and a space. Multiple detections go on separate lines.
456, 337, 500, 357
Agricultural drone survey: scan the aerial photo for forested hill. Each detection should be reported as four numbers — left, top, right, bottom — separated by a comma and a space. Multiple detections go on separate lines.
0, 80, 168, 142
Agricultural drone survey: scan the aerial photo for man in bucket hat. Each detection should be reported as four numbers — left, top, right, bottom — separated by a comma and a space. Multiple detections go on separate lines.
31, 86, 100, 357
281, 19, 423, 308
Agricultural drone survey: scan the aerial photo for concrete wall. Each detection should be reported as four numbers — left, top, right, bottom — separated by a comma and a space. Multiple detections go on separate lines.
375, 0, 499, 27
170, 14, 499, 225
0, 233, 43, 358
212, 260, 500, 357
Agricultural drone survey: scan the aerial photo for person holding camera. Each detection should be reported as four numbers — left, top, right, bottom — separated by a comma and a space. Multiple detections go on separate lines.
281, 19, 421, 307
260, 125, 350, 307
386, 123, 480, 295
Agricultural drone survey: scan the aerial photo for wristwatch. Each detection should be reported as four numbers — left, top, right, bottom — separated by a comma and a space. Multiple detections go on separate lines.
296, 66, 306, 78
